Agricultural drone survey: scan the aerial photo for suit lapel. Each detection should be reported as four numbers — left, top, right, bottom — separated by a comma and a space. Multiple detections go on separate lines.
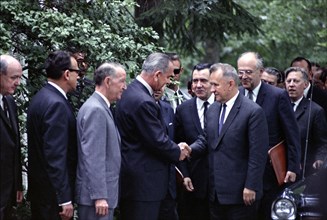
93, 92, 121, 143
213, 94, 241, 150
256, 82, 266, 106
191, 98, 203, 134
295, 98, 307, 120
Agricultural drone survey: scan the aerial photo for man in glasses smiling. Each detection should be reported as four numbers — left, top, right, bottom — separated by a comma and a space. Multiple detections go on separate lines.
162, 52, 190, 112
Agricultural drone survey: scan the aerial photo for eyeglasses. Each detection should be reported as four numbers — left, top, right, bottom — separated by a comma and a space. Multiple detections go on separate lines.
238, 70, 254, 76
174, 68, 181, 75
68, 68, 81, 75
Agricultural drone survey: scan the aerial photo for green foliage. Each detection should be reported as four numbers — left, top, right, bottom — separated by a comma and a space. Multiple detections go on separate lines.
136, 0, 261, 56
1, 1, 160, 217
221, 0, 327, 69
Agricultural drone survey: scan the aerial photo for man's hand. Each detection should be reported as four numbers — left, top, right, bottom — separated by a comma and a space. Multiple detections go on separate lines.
313, 160, 324, 169
59, 203, 74, 220
178, 142, 191, 161
183, 177, 194, 192
284, 171, 296, 183
16, 191, 23, 203
243, 188, 256, 206
95, 199, 109, 216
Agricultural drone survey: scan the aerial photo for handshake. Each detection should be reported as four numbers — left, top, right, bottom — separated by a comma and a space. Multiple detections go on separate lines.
178, 142, 192, 161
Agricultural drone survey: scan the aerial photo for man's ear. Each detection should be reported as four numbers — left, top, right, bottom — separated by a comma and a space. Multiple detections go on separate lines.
154, 71, 161, 81
105, 76, 111, 86
63, 70, 70, 80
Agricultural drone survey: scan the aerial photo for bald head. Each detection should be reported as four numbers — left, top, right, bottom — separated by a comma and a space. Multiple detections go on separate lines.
0, 55, 23, 95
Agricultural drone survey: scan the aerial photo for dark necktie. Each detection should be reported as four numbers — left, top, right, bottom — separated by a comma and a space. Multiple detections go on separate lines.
2, 96, 9, 118
203, 101, 209, 126
248, 90, 254, 101
218, 103, 227, 135
175, 91, 181, 106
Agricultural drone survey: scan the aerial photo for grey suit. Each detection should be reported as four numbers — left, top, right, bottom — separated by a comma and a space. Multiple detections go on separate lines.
75, 92, 121, 219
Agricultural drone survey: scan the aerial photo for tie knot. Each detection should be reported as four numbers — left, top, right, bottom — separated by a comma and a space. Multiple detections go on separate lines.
203, 101, 209, 109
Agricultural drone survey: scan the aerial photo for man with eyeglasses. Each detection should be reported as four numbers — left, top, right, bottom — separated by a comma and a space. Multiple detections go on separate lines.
174, 63, 214, 220
162, 52, 190, 112
237, 52, 301, 220
27, 50, 80, 219
0, 55, 23, 219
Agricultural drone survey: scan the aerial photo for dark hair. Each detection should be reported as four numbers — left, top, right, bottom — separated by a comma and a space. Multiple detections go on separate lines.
44, 50, 73, 79
311, 62, 320, 68
320, 68, 327, 84
290, 57, 312, 72
94, 62, 124, 86
193, 63, 212, 71
165, 52, 182, 67
264, 67, 284, 83
284, 67, 309, 82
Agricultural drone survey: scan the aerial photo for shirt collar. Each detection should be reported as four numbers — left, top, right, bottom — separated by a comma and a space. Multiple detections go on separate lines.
95, 91, 110, 108
196, 93, 215, 110
136, 75, 153, 96
245, 81, 262, 101
48, 81, 67, 99
225, 91, 239, 108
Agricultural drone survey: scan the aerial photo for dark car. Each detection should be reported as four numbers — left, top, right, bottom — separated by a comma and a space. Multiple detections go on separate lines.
271, 168, 327, 220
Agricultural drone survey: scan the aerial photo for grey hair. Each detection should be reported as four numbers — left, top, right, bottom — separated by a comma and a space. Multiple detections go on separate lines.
0, 58, 8, 75
238, 51, 264, 70
284, 67, 309, 82
94, 62, 124, 86
142, 52, 171, 75
210, 63, 240, 86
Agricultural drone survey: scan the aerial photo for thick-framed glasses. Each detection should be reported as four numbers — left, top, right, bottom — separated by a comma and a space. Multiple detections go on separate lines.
238, 70, 254, 76
68, 68, 81, 75
174, 68, 181, 75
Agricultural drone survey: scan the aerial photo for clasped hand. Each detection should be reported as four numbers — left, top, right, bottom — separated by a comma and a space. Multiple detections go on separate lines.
178, 142, 191, 161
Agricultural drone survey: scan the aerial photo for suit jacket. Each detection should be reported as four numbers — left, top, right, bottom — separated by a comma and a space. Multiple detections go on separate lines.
240, 82, 301, 189
115, 79, 180, 201
309, 84, 327, 119
75, 92, 121, 208
159, 100, 177, 199
174, 97, 208, 199
295, 97, 327, 176
191, 93, 269, 204
27, 83, 77, 206
0, 95, 22, 211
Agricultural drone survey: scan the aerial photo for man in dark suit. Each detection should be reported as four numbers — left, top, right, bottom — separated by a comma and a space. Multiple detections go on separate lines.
27, 50, 80, 219
174, 63, 213, 220
115, 52, 190, 220
291, 56, 327, 119
0, 55, 23, 219
285, 67, 327, 177
237, 52, 301, 219
75, 63, 126, 220
190, 63, 269, 220
154, 86, 179, 220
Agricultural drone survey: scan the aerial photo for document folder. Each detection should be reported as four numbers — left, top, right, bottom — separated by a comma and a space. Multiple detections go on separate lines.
268, 140, 287, 186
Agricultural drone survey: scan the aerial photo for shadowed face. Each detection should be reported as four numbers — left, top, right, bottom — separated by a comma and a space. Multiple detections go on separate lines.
237, 54, 262, 91
192, 68, 211, 100
285, 71, 308, 102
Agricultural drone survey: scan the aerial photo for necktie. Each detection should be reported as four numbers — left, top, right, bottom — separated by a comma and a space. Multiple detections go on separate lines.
175, 91, 181, 106
248, 90, 254, 101
291, 102, 295, 112
2, 96, 9, 118
203, 101, 209, 126
218, 103, 226, 135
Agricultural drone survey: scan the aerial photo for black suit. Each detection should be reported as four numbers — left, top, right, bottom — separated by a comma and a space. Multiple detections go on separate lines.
174, 97, 209, 220
240, 82, 301, 219
158, 100, 179, 220
27, 83, 77, 219
115, 79, 181, 220
295, 97, 327, 177
0, 95, 22, 218
308, 84, 327, 119
191, 94, 269, 219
